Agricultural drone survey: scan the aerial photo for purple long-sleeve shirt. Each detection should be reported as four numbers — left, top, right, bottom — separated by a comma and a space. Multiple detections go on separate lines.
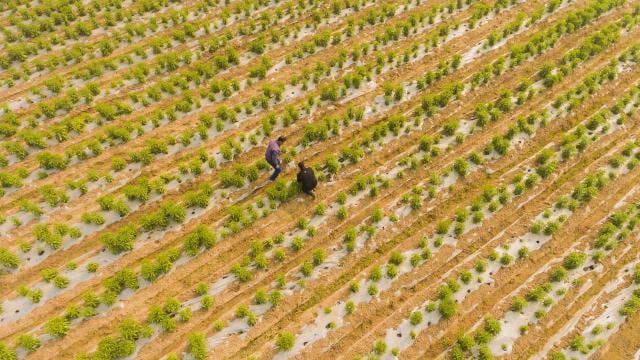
265, 140, 281, 167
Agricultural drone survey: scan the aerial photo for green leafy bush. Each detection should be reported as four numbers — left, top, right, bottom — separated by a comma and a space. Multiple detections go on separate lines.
373, 340, 387, 355
563, 252, 587, 270
94, 336, 135, 359
16, 333, 40, 353
188, 332, 207, 360
549, 267, 567, 282
81, 212, 106, 225
0, 343, 17, 360
183, 224, 216, 256
36, 151, 69, 170
483, 317, 501, 336
86, 263, 99, 273
119, 319, 152, 341
269, 290, 283, 306
140, 248, 181, 282
100, 224, 137, 254
148, 298, 182, 332
438, 296, 456, 319
140, 201, 186, 231
0, 247, 20, 269
276, 332, 295, 352
102, 268, 139, 302
410, 311, 423, 325
184, 183, 213, 208
45, 316, 70, 337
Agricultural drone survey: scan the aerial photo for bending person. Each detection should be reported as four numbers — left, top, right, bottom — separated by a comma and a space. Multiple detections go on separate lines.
297, 161, 317, 199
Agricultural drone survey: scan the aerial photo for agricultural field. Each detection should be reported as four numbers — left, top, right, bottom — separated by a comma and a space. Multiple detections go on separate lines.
2, 0, 640, 359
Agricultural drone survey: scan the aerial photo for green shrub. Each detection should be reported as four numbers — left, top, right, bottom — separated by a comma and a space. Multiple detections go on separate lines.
269, 290, 283, 306
195, 283, 209, 296
0, 247, 20, 269
619, 294, 640, 316
100, 224, 137, 254
345, 300, 355, 314
140, 201, 186, 231
369, 265, 383, 282
94, 336, 135, 359
201, 295, 214, 310
140, 248, 180, 282
438, 296, 456, 319
81, 212, 106, 225
475, 260, 487, 273
83, 291, 101, 308
0, 342, 17, 360
231, 263, 252, 282
300, 260, 313, 277
410, 311, 423, 325
436, 220, 451, 234
103, 268, 139, 298
119, 319, 152, 341
53, 275, 70, 289
45, 316, 70, 337
373, 340, 387, 355
460, 271, 472, 284
183, 225, 216, 256
483, 317, 501, 336
477, 345, 494, 360
20, 199, 43, 217
179, 308, 193, 322
368, 284, 378, 296
337, 206, 348, 220
563, 252, 587, 270
36, 151, 68, 170
453, 159, 468, 177
86, 262, 99, 272
187, 332, 207, 360
511, 297, 527, 312
549, 267, 567, 282
276, 332, 295, 352
16, 333, 40, 353
500, 253, 513, 266
457, 334, 474, 351
111, 157, 127, 171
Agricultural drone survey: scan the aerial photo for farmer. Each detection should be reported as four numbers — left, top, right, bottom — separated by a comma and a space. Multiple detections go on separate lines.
296, 161, 317, 199
265, 136, 286, 181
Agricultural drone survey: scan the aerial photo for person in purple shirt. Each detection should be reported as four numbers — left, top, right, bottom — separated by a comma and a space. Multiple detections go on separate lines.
265, 136, 286, 181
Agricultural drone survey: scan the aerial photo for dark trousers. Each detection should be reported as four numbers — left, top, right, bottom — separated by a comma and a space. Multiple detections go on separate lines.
269, 165, 281, 181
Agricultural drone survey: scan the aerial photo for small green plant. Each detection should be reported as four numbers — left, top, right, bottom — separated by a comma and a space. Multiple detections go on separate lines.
201, 295, 214, 310
368, 284, 378, 296
195, 283, 209, 296
373, 340, 387, 355
410, 311, 423, 325
563, 252, 587, 270
45, 316, 70, 337
337, 206, 348, 220
213, 320, 226, 331
188, 332, 207, 360
345, 300, 355, 314
16, 333, 40, 353
276, 332, 296, 352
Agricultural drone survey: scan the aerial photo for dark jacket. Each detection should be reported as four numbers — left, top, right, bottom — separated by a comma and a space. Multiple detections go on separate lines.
297, 167, 317, 192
